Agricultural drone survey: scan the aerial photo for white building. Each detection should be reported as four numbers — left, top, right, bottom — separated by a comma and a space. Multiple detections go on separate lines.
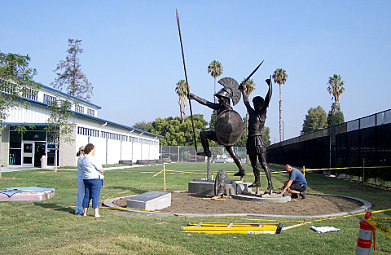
1, 83, 162, 167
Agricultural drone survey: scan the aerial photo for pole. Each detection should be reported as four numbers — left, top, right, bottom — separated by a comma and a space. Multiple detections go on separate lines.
303, 166, 306, 177
163, 163, 166, 191
207, 157, 211, 180
176, 9, 197, 152
362, 158, 365, 184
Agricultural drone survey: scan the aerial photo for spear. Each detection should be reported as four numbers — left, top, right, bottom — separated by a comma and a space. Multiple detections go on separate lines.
176, 9, 197, 152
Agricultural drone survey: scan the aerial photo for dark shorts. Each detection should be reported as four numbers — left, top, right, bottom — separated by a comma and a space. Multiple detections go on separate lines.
246, 135, 266, 155
290, 182, 306, 192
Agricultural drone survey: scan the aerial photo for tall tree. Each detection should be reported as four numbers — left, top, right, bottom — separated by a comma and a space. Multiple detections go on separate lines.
272, 68, 288, 142
241, 78, 256, 95
0, 52, 38, 176
133, 121, 152, 132
209, 110, 218, 131
149, 114, 208, 146
45, 99, 75, 171
327, 108, 345, 127
52, 39, 93, 101
0, 52, 38, 122
175, 80, 187, 123
207, 60, 223, 103
327, 74, 345, 114
301, 106, 327, 135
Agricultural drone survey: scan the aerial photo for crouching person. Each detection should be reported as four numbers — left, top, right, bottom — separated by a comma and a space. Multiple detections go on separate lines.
281, 164, 307, 199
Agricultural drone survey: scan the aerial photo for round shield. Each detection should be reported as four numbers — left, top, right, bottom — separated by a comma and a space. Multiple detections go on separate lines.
215, 110, 244, 146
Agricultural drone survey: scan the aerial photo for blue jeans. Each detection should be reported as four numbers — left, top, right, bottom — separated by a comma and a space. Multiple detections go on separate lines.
75, 174, 85, 214
82, 179, 103, 209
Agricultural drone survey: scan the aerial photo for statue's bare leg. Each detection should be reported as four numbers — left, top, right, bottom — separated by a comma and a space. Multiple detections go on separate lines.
197, 131, 212, 157
225, 146, 245, 177
248, 154, 260, 187
259, 152, 273, 191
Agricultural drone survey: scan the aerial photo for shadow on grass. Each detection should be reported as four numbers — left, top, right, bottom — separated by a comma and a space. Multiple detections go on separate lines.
108, 186, 148, 194
34, 202, 75, 214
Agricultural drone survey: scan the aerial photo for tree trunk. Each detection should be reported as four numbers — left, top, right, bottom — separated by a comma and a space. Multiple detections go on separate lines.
279, 84, 283, 142
54, 138, 58, 172
214, 77, 216, 103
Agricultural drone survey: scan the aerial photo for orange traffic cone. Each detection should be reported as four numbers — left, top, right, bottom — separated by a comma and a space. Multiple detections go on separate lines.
356, 212, 375, 255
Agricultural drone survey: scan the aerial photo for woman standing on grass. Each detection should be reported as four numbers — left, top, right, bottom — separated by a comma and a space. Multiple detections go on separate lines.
82, 143, 104, 218
75, 146, 85, 215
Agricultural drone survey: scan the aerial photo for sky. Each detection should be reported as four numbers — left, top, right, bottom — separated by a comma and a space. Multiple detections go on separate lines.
1, 0, 390, 144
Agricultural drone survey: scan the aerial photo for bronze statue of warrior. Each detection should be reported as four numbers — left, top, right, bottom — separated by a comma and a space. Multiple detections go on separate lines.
189, 77, 245, 177
239, 77, 273, 190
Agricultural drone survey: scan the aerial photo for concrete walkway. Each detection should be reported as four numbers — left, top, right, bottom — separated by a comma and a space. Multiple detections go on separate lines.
0, 164, 147, 173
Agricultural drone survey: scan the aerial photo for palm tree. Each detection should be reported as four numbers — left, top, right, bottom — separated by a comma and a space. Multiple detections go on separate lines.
175, 80, 188, 123
208, 60, 223, 103
327, 74, 345, 114
272, 68, 288, 142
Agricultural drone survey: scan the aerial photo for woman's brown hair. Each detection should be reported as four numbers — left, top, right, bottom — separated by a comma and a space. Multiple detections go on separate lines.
84, 143, 95, 154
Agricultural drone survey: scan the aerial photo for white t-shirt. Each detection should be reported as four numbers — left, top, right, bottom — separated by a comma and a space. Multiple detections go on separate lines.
82, 155, 104, 180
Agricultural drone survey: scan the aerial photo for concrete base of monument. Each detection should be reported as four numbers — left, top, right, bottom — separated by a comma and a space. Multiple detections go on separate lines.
232, 192, 291, 203
188, 179, 215, 196
188, 179, 290, 203
126, 191, 171, 210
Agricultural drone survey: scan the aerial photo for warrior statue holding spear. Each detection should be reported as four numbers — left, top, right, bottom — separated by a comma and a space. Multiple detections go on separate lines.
189, 78, 246, 177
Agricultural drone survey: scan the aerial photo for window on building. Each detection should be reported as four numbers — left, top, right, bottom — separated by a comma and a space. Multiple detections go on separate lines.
60, 100, 72, 110
75, 105, 84, 114
9, 130, 22, 165
22, 88, 38, 101
43, 94, 56, 104
0, 80, 15, 94
87, 108, 95, 116
77, 126, 99, 137
100, 131, 128, 141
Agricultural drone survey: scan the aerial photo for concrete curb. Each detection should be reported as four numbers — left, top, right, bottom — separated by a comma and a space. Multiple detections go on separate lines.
102, 192, 372, 219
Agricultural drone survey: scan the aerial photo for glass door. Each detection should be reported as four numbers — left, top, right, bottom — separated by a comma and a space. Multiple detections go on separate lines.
22, 142, 34, 167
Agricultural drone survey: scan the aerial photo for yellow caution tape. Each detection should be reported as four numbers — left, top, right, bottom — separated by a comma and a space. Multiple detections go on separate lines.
366, 218, 391, 239
306, 166, 391, 172
160, 169, 286, 176
370, 217, 391, 221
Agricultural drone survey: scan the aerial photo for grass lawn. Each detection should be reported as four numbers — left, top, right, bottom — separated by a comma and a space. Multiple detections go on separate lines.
0, 162, 390, 254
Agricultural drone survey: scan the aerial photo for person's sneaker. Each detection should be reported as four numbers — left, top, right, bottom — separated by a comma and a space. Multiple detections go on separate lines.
233, 171, 246, 177
300, 192, 306, 199
291, 194, 298, 199
197, 151, 212, 157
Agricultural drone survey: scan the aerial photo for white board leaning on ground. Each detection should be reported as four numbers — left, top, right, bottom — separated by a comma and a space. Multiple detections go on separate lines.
1, 83, 162, 167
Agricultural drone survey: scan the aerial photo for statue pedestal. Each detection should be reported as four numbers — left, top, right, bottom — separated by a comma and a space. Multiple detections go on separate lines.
188, 179, 214, 196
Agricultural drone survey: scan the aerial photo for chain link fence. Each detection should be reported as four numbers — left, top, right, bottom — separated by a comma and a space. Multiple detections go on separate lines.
160, 146, 248, 163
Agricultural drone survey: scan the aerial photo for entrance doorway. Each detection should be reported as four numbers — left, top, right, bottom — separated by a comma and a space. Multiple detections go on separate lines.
34, 142, 46, 167
22, 141, 46, 167
22, 142, 34, 167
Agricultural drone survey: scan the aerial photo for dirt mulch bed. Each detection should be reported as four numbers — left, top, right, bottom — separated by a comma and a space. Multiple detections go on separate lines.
112, 191, 363, 216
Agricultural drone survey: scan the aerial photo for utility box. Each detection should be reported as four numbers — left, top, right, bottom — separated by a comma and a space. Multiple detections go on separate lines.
40, 155, 47, 168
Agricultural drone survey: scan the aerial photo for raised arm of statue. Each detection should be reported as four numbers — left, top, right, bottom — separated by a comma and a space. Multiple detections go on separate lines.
262, 78, 272, 111
189, 93, 219, 110
239, 84, 253, 112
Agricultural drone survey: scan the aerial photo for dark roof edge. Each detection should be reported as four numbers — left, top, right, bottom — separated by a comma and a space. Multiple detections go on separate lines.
37, 83, 102, 109
2, 97, 163, 139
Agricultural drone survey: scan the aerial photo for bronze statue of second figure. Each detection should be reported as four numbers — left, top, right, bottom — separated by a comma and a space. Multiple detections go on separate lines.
239, 77, 273, 191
